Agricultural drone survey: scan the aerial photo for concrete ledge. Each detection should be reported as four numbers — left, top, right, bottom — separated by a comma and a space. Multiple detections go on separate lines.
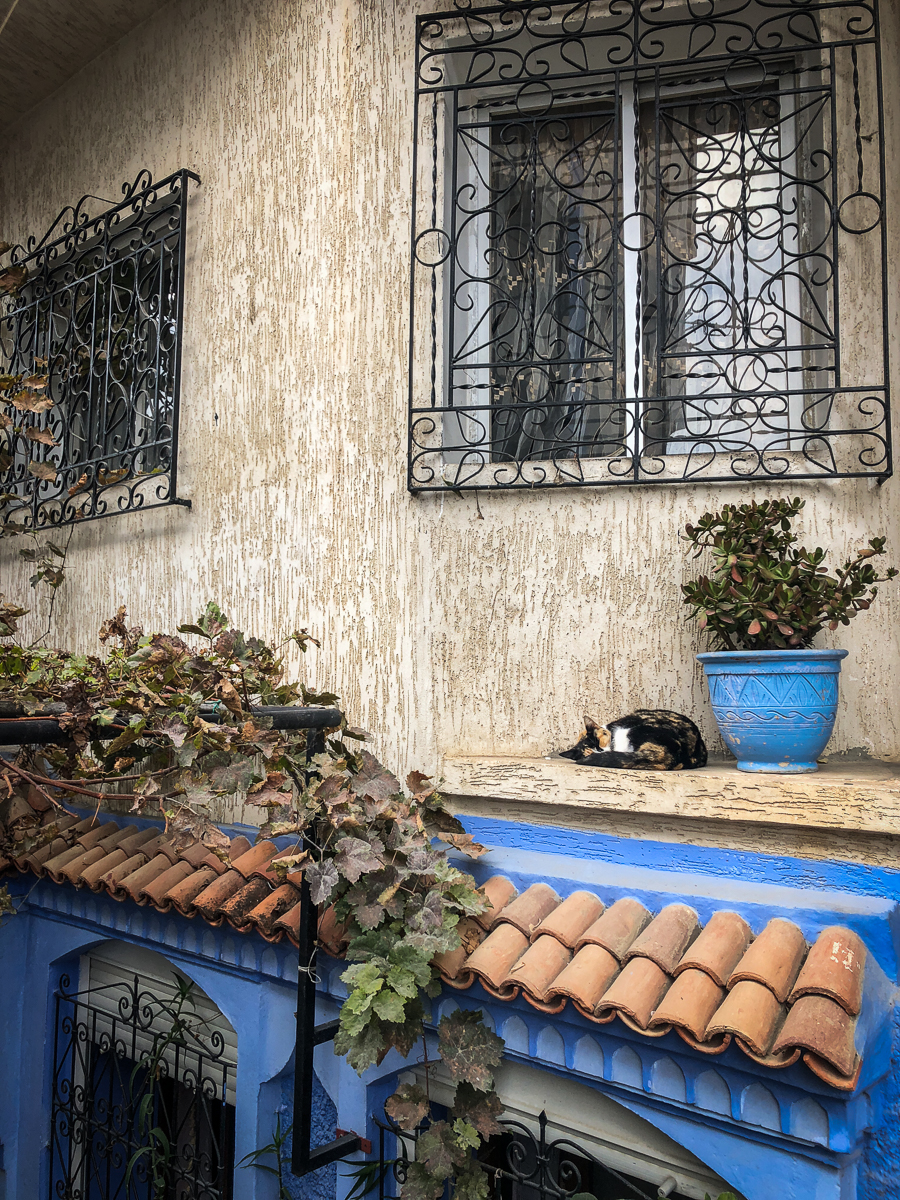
441, 755, 900, 838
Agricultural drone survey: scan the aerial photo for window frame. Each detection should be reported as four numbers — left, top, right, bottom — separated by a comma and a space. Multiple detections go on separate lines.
408, 0, 891, 492
0, 168, 198, 530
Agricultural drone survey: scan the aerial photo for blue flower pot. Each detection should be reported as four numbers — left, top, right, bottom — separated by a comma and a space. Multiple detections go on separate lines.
697, 649, 848, 773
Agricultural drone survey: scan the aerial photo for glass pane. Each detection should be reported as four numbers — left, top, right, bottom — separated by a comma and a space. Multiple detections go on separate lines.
488, 105, 623, 462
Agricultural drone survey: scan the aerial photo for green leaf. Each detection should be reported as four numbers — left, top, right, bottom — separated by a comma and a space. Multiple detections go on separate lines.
384, 1083, 430, 1131
438, 1008, 504, 1091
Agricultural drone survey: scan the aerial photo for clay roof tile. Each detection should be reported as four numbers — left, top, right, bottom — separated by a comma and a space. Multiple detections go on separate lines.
494, 883, 560, 937
729, 917, 807, 1002
59, 845, 108, 885
623, 903, 700, 974
546, 943, 620, 1015
674, 910, 752, 986
650, 968, 725, 1042
115, 828, 161, 858
504, 935, 571, 1002
166, 866, 219, 915
788, 926, 866, 1015
102, 853, 151, 894
191, 869, 246, 922
803, 1051, 862, 1092
771, 993, 859, 1079
69, 816, 103, 836
80, 848, 129, 890
473, 876, 518, 930
460, 924, 530, 991
435, 918, 486, 983
273, 901, 304, 943
220, 878, 272, 927
230, 842, 279, 880
734, 1039, 801, 1069
138, 861, 196, 909
707, 979, 785, 1057
228, 836, 253, 862
594, 956, 671, 1030
117, 854, 178, 904
43, 844, 90, 880
532, 891, 604, 948
75, 822, 120, 851
178, 842, 217, 867
575, 897, 652, 960
318, 905, 350, 957
246, 883, 303, 937
96, 825, 140, 853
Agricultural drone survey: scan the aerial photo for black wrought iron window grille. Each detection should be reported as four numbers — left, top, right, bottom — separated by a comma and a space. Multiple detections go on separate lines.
375, 1109, 697, 1200
408, 0, 890, 491
50, 968, 235, 1200
1, 168, 199, 529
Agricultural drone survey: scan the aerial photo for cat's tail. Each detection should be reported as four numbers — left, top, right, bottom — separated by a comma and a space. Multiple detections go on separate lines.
578, 750, 665, 769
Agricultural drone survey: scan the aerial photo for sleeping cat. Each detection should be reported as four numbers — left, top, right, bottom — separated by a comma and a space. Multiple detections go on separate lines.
560, 710, 707, 771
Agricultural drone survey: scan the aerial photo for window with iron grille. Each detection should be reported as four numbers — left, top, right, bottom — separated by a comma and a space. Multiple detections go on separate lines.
408, 0, 890, 491
1, 168, 198, 529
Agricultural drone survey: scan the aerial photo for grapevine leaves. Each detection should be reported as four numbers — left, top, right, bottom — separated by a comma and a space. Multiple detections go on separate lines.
385, 1084, 430, 1131
438, 1009, 504, 1092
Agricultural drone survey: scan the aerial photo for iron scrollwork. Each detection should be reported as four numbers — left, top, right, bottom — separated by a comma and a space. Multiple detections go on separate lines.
408, 0, 890, 490
375, 1109, 688, 1200
1, 168, 199, 529
49, 970, 234, 1200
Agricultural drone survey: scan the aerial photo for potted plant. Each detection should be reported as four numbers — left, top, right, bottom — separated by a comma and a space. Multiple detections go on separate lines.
682, 497, 897, 773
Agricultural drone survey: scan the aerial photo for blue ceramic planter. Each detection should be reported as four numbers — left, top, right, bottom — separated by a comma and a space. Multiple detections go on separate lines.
697, 649, 848, 773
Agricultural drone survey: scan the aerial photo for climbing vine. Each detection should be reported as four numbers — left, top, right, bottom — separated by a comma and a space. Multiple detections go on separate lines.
0, 592, 503, 1200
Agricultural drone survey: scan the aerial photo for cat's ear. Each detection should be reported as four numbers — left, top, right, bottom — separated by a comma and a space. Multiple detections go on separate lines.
584, 715, 600, 731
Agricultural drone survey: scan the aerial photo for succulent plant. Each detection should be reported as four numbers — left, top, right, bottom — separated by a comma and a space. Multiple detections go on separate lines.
682, 497, 897, 651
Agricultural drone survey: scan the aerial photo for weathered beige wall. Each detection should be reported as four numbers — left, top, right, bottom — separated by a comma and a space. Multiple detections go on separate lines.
1, 0, 899, 795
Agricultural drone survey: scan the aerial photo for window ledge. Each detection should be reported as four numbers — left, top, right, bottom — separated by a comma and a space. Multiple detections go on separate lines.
440, 754, 900, 838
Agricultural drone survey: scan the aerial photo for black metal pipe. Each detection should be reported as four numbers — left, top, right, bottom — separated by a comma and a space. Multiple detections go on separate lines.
0, 706, 343, 746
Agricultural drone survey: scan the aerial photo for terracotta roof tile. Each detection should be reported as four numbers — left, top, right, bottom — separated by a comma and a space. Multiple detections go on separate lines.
192, 869, 247, 922
220, 878, 272, 928
459, 924, 529, 991
59, 846, 108, 885
79, 848, 130, 890
115, 828, 161, 857
230, 841, 279, 879
246, 883, 303, 937
435, 918, 486, 983
494, 883, 559, 936
228, 835, 253, 861
623, 904, 699, 974
167, 866, 219, 915
139, 861, 196, 908
118, 854, 178, 904
595, 956, 670, 1031
674, 910, 752, 986
651, 968, 725, 1042
318, 905, 350, 957
273, 899, 304, 941
546, 943, 619, 1015
803, 1050, 862, 1092
575, 897, 652, 960
474, 876, 517, 930
103, 853, 151, 894
505, 935, 572, 1003
75, 822, 120, 851
43, 844, 89, 880
729, 917, 807, 1002
788, 926, 866, 1015
95, 824, 141, 853
707, 979, 785, 1057
772, 994, 858, 1078
532, 891, 604, 948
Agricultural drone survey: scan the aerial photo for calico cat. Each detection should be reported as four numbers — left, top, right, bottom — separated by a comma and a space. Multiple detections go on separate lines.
560, 710, 707, 771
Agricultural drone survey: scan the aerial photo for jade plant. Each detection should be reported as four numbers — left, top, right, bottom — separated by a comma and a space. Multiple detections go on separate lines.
682, 497, 896, 651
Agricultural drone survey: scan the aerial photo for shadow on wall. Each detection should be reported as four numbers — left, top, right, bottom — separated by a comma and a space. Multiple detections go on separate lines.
273, 1071, 338, 1200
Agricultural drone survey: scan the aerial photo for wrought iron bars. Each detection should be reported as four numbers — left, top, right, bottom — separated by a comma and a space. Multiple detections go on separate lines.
408, 0, 890, 490
1, 168, 199, 528
49, 971, 234, 1200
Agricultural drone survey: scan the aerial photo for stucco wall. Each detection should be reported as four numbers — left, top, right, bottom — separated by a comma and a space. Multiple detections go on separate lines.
1, 0, 899, 786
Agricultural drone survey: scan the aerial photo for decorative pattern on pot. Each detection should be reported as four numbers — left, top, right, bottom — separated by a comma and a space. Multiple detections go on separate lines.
697, 650, 848, 774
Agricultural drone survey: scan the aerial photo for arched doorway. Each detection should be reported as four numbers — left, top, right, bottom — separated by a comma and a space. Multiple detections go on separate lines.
49, 941, 237, 1199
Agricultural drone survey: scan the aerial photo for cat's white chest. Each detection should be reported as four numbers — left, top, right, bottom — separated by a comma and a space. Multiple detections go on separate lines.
608, 726, 632, 753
